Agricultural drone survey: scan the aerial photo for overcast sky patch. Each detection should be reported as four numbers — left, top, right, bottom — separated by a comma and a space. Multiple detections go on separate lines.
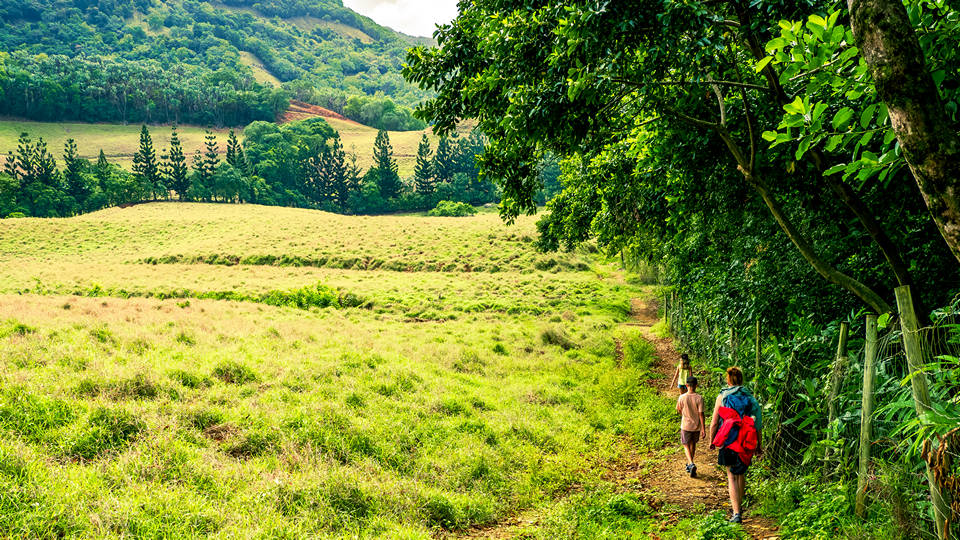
342, 0, 459, 37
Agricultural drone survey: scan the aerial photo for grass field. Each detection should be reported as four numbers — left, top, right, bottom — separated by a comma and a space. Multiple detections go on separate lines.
0, 118, 432, 176
0, 203, 677, 538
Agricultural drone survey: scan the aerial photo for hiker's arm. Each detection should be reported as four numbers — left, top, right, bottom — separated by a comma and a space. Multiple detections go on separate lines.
699, 411, 706, 436
752, 397, 763, 455
708, 394, 722, 447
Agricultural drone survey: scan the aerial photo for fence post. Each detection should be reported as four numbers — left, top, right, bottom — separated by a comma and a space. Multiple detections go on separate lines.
754, 319, 761, 383
824, 321, 849, 470
730, 327, 738, 364
895, 285, 950, 539
856, 314, 878, 518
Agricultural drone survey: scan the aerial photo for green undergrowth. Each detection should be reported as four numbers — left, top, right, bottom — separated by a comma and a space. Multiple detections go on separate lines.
750, 470, 933, 539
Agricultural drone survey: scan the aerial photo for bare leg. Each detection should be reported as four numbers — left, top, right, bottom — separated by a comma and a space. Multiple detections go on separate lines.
727, 469, 742, 514
682, 442, 694, 464
736, 474, 745, 506
689, 440, 697, 463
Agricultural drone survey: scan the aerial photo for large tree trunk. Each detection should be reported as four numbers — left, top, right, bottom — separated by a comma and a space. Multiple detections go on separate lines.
848, 0, 960, 265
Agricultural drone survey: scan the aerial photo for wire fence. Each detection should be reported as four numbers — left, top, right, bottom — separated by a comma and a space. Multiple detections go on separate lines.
662, 288, 960, 539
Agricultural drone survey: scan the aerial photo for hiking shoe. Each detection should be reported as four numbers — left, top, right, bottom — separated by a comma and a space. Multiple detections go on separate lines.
689, 464, 697, 478
684, 463, 692, 473
729, 513, 742, 524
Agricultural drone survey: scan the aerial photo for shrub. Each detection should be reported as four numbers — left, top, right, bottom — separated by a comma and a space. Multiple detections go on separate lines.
211, 361, 259, 385
622, 333, 656, 370
428, 200, 478, 217
540, 326, 578, 350
491, 343, 508, 355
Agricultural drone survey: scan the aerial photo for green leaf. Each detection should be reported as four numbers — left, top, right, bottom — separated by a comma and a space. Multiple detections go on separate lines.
832, 107, 854, 130
860, 103, 877, 128
824, 163, 846, 175
812, 102, 828, 121
878, 312, 891, 329
783, 96, 806, 115
765, 37, 789, 53
761, 130, 779, 142
825, 134, 843, 152
808, 14, 827, 27
755, 56, 773, 72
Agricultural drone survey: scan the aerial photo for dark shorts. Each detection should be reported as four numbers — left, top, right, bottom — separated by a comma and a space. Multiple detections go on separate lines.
718, 447, 748, 475
680, 429, 700, 445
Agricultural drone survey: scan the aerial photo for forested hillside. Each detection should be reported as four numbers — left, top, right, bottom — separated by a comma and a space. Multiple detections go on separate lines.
0, 0, 429, 129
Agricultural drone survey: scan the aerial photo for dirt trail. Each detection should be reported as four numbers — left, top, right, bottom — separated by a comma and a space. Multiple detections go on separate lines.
460, 297, 778, 539
629, 297, 779, 539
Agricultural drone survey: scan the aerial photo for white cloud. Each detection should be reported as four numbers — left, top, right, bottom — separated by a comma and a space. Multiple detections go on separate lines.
343, 0, 459, 37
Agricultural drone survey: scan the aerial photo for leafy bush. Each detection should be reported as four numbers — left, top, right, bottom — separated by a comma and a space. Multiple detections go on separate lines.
428, 200, 478, 217
622, 333, 656, 370
540, 326, 578, 350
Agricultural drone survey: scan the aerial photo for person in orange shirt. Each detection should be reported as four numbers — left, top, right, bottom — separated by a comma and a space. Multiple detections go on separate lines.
676, 375, 705, 477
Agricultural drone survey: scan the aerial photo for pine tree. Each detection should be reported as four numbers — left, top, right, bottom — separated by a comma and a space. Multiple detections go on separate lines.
203, 131, 220, 182
413, 134, 435, 195
321, 132, 359, 209
225, 129, 246, 173
13, 133, 36, 186
372, 129, 402, 199
63, 138, 89, 213
432, 136, 456, 185
163, 125, 190, 200
132, 125, 162, 199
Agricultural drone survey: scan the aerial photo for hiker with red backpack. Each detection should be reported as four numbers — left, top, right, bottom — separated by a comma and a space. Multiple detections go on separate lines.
709, 366, 762, 524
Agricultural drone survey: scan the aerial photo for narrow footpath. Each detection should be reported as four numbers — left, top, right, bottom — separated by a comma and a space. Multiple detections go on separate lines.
629, 298, 779, 539
461, 296, 779, 539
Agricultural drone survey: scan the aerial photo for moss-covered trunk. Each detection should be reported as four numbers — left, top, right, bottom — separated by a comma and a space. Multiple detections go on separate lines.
848, 0, 960, 266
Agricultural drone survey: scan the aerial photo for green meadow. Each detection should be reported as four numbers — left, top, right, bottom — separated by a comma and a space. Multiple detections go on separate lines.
0, 203, 677, 538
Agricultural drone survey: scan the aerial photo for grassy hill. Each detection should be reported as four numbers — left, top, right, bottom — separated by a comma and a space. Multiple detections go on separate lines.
0, 118, 433, 176
0, 203, 673, 537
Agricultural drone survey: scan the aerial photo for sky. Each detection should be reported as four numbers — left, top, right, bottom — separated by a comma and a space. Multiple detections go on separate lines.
342, 0, 459, 37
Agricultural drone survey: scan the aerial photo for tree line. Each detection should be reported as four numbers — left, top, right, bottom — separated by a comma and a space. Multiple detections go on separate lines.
0, 119, 497, 218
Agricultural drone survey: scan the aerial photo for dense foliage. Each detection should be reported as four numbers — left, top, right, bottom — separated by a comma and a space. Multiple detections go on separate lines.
0, 0, 429, 129
405, 0, 960, 535
0, 119, 496, 217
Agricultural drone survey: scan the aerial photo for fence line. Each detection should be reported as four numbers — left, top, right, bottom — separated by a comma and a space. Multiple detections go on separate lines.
661, 289, 959, 539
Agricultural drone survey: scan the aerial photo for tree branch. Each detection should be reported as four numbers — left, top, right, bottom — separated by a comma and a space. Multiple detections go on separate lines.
611, 78, 767, 91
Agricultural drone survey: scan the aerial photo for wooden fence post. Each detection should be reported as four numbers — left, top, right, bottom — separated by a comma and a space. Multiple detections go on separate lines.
730, 327, 737, 364
754, 319, 761, 383
856, 314, 878, 518
824, 321, 850, 470
895, 285, 950, 539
